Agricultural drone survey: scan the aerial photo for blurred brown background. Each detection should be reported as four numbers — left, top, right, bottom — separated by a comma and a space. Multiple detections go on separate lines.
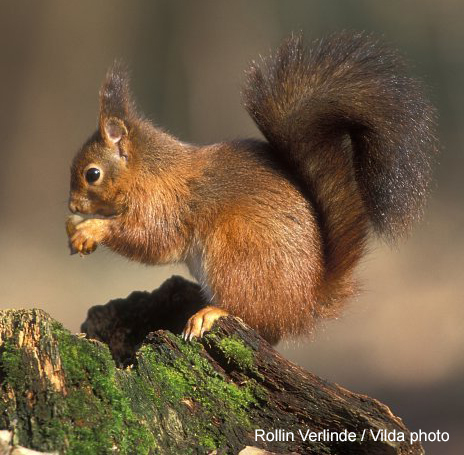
0, 1, 462, 453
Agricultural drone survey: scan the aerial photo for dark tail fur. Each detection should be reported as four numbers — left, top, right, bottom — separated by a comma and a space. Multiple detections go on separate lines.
243, 32, 438, 303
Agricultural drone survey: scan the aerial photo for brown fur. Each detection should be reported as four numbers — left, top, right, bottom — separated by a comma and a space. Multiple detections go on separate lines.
68, 32, 438, 343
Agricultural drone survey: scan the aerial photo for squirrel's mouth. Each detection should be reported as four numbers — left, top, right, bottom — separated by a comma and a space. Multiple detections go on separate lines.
68, 201, 118, 219
68, 195, 119, 219
68, 206, 119, 220
76, 213, 118, 220
70, 209, 119, 220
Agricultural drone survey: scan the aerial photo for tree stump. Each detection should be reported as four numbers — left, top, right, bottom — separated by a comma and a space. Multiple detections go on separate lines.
0, 276, 424, 455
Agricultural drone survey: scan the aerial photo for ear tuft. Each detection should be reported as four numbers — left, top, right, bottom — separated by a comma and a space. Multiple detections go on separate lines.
99, 61, 137, 143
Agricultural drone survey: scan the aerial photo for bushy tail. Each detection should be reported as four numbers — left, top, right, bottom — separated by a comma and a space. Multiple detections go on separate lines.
243, 32, 438, 302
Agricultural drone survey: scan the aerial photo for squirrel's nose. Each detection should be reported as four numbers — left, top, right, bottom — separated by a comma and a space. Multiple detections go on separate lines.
68, 192, 82, 213
68, 200, 78, 213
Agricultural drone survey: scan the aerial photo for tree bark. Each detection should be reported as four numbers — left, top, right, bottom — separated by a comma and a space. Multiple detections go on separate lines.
0, 276, 424, 455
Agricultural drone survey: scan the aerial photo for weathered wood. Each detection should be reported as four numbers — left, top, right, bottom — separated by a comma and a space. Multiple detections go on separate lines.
0, 276, 424, 455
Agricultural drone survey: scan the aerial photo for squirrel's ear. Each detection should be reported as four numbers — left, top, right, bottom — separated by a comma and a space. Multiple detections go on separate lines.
99, 61, 136, 146
102, 117, 128, 145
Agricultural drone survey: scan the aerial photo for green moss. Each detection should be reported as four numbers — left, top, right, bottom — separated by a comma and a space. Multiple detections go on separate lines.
51, 323, 157, 455
137, 344, 189, 405
198, 433, 217, 450
1, 341, 24, 390
0, 341, 27, 439
175, 337, 258, 420
1, 315, 266, 454
136, 334, 265, 451
216, 336, 254, 371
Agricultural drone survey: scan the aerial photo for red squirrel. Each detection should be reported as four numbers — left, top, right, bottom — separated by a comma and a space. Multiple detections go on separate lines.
67, 32, 437, 344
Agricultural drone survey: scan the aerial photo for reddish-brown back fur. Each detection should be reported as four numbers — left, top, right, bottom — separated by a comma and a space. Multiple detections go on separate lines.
187, 141, 323, 343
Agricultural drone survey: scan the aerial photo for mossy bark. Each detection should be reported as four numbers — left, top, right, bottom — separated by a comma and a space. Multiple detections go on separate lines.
1, 276, 424, 455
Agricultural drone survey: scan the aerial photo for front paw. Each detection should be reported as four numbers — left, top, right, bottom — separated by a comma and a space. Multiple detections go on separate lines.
68, 218, 107, 255
70, 227, 98, 255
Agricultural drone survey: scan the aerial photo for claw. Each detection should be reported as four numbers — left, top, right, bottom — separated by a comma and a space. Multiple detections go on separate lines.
182, 306, 228, 341
67, 218, 107, 256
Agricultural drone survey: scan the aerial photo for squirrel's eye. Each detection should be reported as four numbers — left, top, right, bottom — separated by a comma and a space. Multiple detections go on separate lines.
85, 167, 101, 184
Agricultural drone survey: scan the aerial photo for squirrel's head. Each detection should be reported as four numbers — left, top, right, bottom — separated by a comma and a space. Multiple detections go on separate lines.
69, 62, 188, 218
69, 63, 141, 217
